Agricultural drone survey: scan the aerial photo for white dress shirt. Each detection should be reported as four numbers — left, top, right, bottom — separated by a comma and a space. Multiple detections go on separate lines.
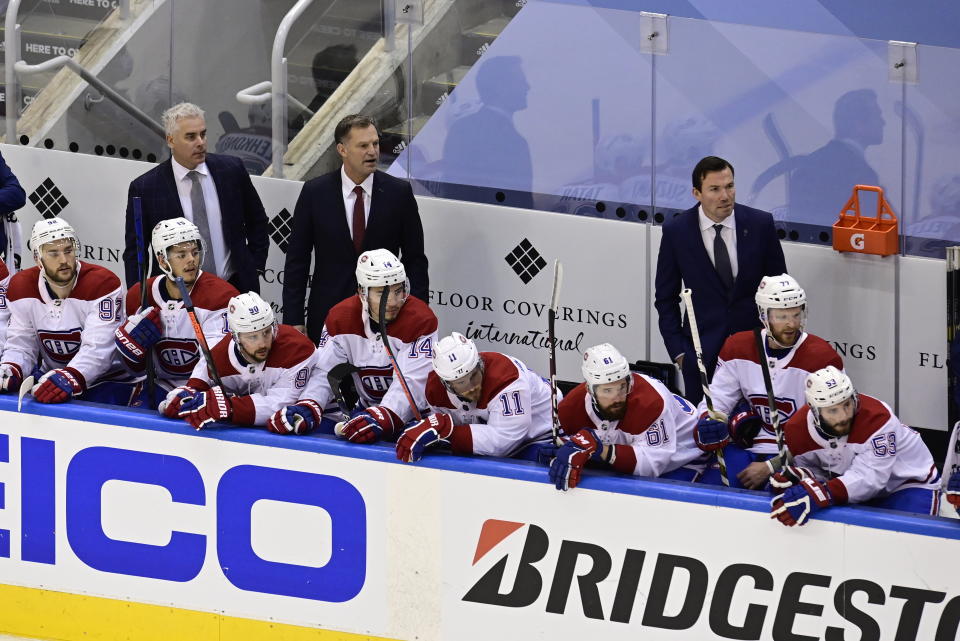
171, 158, 232, 280
698, 205, 738, 280
341, 166, 374, 239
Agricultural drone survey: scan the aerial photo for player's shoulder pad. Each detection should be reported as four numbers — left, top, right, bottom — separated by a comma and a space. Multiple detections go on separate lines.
7, 266, 42, 301
125, 276, 161, 314
209, 333, 241, 377
425, 371, 456, 410
72, 262, 121, 301
266, 325, 318, 368
718, 330, 759, 362
619, 373, 666, 434
0, 257, 8, 281
782, 406, 819, 456
846, 394, 893, 444
388, 296, 438, 343
476, 352, 521, 409
558, 382, 590, 434
190, 272, 240, 310
791, 334, 843, 372
324, 296, 365, 337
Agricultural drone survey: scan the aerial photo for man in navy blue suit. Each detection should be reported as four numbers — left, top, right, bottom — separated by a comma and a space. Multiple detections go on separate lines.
655, 156, 786, 404
123, 102, 269, 294
282, 114, 429, 343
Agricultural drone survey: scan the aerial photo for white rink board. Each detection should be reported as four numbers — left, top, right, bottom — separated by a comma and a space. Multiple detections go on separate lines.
0, 402, 957, 641
0, 144, 948, 428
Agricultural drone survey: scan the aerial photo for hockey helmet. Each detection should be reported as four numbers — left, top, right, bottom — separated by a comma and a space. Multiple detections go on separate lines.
151, 217, 205, 278
227, 292, 276, 336
804, 366, 858, 428
29, 217, 79, 263
756, 274, 807, 341
581, 343, 632, 398
356, 248, 409, 313
433, 332, 481, 382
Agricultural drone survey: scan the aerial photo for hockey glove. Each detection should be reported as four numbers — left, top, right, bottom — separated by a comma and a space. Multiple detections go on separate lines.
397, 413, 455, 463
0, 363, 23, 393
34, 368, 85, 404
338, 405, 401, 444
114, 307, 162, 366
729, 403, 764, 449
549, 428, 600, 491
770, 477, 833, 527
947, 471, 960, 510
694, 412, 730, 452
267, 400, 323, 435
178, 386, 233, 429
769, 465, 815, 491
158, 385, 198, 417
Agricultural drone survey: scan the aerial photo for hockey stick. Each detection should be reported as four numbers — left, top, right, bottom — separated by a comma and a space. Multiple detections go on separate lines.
17, 375, 34, 412
329, 362, 360, 436
754, 328, 786, 458
680, 288, 730, 486
548, 260, 563, 445
132, 197, 157, 405
175, 276, 224, 388
377, 288, 422, 422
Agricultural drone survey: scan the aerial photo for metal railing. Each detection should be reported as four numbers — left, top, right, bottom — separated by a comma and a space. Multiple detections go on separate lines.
235, 0, 400, 178
4, 0, 134, 142
15, 56, 164, 138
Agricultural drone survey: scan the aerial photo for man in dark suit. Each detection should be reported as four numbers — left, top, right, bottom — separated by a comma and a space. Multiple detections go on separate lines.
655, 156, 786, 404
282, 114, 429, 343
123, 102, 269, 294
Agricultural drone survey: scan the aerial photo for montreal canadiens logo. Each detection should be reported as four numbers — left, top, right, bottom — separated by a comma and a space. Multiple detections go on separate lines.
156, 338, 200, 375
38, 328, 82, 364
358, 366, 394, 400
748, 394, 798, 427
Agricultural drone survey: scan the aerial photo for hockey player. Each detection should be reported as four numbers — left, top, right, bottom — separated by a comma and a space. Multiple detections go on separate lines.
0, 218, 123, 403
549, 343, 704, 491
396, 332, 555, 462
0, 256, 10, 352
269, 249, 437, 440
114, 217, 238, 405
944, 422, 960, 515
771, 366, 940, 526
159, 291, 317, 430
694, 274, 842, 489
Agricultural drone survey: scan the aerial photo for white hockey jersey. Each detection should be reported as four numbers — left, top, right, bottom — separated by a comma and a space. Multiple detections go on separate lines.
559, 373, 705, 477
785, 395, 939, 504
424, 352, 554, 457
186, 324, 318, 426
124, 273, 238, 390
2, 261, 122, 387
298, 295, 438, 422
699, 329, 842, 454
0, 258, 10, 351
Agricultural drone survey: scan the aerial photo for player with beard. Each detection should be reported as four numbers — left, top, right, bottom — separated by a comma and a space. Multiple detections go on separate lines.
395, 332, 555, 462
159, 291, 318, 430
694, 275, 842, 489
270, 249, 437, 439
115, 218, 238, 406
548, 343, 705, 491
0, 218, 123, 403
771, 366, 939, 525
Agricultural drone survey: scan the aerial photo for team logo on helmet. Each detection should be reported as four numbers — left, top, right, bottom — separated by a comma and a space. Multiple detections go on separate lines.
229, 304, 236, 313
360, 255, 369, 263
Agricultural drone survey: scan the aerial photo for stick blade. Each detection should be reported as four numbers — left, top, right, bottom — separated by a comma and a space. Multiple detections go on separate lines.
550, 260, 563, 312
17, 375, 35, 412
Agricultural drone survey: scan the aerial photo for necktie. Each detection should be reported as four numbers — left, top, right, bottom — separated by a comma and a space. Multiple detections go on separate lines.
713, 224, 734, 290
187, 170, 215, 274
352, 184, 366, 254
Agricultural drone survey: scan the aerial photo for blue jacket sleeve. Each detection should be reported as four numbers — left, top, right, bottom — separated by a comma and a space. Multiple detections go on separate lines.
0, 153, 26, 215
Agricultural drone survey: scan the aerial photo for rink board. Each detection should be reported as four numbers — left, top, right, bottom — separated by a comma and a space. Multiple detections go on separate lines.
0, 397, 957, 641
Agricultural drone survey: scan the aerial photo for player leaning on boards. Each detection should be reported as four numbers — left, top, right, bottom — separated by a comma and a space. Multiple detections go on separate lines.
771, 366, 940, 526
114, 218, 239, 407
269, 249, 437, 438
549, 343, 705, 491
0, 256, 11, 352
694, 274, 843, 488
0, 218, 125, 404
944, 422, 960, 514
396, 332, 556, 463
159, 291, 317, 430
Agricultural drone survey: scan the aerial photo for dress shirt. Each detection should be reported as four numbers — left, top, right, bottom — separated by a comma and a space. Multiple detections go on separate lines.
341, 166, 374, 239
171, 158, 232, 280
698, 205, 738, 280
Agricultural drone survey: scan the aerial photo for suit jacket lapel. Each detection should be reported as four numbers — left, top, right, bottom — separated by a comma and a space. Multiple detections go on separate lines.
329, 171, 353, 251
161, 160, 186, 218
733, 207, 751, 291
364, 171, 385, 246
